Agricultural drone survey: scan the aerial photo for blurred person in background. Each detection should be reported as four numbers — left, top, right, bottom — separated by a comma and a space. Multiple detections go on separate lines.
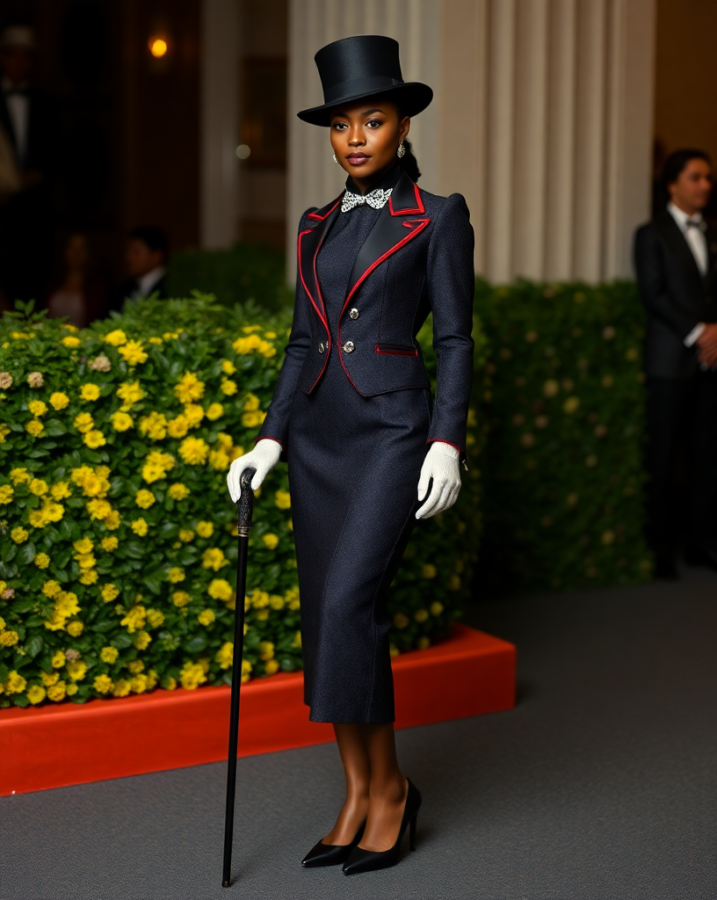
46, 232, 108, 328
109, 225, 169, 313
633, 148, 717, 580
0, 24, 58, 306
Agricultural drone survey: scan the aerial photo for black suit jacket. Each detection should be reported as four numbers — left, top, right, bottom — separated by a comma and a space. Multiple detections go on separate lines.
255, 170, 476, 463
0, 86, 58, 175
633, 208, 717, 378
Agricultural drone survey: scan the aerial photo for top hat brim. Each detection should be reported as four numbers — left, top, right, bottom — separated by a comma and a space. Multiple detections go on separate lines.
297, 81, 433, 126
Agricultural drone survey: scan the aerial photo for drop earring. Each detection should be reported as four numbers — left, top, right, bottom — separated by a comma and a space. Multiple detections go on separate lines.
333, 152, 339, 165
397, 140, 406, 159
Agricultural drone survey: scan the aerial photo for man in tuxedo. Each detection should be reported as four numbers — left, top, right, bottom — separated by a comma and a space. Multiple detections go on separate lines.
109, 226, 169, 314
0, 25, 58, 305
634, 148, 717, 579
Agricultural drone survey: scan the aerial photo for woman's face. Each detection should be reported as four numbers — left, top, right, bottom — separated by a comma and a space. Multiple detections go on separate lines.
329, 97, 409, 189
65, 234, 89, 269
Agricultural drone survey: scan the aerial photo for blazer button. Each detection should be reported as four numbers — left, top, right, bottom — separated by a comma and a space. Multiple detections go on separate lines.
318, 341, 325, 353
342, 341, 355, 353
349, 308, 359, 319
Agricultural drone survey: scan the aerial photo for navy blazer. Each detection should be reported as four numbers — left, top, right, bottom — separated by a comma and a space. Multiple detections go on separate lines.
633, 208, 717, 379
255, 170, 475, 463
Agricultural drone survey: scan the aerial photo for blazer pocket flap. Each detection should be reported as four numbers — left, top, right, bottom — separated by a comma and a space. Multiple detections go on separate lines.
374, 342, 419, 357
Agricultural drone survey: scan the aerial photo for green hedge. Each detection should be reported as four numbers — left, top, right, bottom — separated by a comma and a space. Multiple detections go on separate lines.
167, 245, 292, 313
474, 278, 652, 594
0, 296, 486, 708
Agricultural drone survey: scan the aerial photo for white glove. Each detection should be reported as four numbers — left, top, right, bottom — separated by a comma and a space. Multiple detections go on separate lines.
226, 438, 282, 503
415, 441, 462, 519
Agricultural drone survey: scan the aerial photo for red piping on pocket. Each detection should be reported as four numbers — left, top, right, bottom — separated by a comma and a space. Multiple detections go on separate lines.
375, 343, 419, 357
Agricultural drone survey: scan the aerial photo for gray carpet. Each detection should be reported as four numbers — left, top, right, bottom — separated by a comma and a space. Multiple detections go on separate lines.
2, 567, 715, 900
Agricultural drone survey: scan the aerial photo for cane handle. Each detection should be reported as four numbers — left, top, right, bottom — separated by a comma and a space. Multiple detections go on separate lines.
236, 467, 256, 536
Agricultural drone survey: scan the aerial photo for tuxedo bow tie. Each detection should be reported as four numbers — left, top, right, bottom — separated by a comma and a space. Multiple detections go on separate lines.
686, 218, 706, 231
341, 186, 393, 213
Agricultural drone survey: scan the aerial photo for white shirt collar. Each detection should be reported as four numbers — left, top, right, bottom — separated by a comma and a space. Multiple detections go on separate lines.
667, 201, 704, 231
137, 265, 166, 297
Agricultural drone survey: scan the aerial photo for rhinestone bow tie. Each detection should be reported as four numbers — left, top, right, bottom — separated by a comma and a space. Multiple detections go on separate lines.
341, 187, 393, 213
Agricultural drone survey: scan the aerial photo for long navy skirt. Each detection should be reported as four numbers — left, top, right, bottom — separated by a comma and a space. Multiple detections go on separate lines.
286, 343, 432, 724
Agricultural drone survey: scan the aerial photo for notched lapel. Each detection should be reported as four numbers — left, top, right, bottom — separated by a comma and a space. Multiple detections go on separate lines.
298, 197, 342, 334
344, 171, 430, 311
656, 209, 706, 291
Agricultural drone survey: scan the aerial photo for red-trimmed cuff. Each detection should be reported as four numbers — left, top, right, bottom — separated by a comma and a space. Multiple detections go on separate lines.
254, 435, 284, 450
426, 438, 463, 456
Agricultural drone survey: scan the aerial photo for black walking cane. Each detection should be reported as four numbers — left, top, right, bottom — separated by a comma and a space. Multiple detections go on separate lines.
222, 466, 256, 887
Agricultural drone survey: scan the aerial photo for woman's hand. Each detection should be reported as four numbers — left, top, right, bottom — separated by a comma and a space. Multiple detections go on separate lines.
226, 438, 282, 503
415, 441, 461, 519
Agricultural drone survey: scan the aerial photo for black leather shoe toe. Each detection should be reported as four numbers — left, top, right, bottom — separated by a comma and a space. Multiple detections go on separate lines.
301, 821, 365, 868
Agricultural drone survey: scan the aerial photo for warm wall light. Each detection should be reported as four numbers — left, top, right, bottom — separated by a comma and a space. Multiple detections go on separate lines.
149, 36, 168, 58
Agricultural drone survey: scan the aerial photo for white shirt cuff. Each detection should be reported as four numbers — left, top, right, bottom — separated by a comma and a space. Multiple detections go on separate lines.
684, 323, 705, 347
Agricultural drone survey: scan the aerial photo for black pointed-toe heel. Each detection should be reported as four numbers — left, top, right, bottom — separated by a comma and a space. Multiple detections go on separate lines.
301, 820, 366, 868
342, 778, 422, 876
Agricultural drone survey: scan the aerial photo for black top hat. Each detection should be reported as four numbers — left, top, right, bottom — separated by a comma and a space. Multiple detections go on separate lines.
297, 35, 433, 127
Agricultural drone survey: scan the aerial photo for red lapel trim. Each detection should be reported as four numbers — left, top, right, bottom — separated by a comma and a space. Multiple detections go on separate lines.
389, 183, 425, 216
337, 216, 430, 395
297, 229, 329, 333
307, 196, 343, 221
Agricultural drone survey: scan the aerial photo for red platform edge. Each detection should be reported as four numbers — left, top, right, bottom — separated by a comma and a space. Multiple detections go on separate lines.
0, 624, 515, 796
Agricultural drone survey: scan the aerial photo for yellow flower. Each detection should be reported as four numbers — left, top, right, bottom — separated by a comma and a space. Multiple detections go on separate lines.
10, 468, 29, 484
0, 616, 5, 630
101, 536, 118, 552
448, 575, 461, 591
120, 605, 146, 633
62, 334, 81, 347
220, 378, 238, 396
168, 482, 190, 500
259, 641, 275, 660
135, 489, 156, 509
113, 679, 131, 697
563, 396, 580, 414
66, 660, 87, 682
34, 552, 51, 569
198, 609, 216, 626
417, 636, 431, 650
179, 529, 194, 542
174, 372, 205, 403
79, 569, 99, 585
429, 601, 444, 616
101, 646, 119, 663
134, 630, 152, 650
208, 579, 232, 601
243, 393, 261, 411
179, 436, 209, 465
47, 681, 67, 702
118, 340, 148, 365
26, 419, 44, 436
29, 478, 48, 496
265, 659, 280, 675
179, 661, 207, 690
167, 415, 190, 438
28, 400, 48, 417
27, 685, 47, 704
262, 533, 279, 550
221, 359, 236, 374
206, 402, 224, 420
241, 410, 263, 428
5, 671, 27, 693
216, 642, 234, 668
146, 609, 164, 628
183, 403, 205, 427
11, 526, 28, 543
0, 630, 19, 647
111, 411, 133, 431
196, 521, 214, 538
67, 621, 84, 637
127, 660, 145, 674
49, 392, 70, 410
172, 591, 191, 607
393, 612, 409, 629
269, 594, 285, 610
104, 328, 127, 346
543, 379, 560, 398
421, 563, 437, 579
84, 429, 106, 448
0, 484, 14, 505
202, 547, 227, 571
168, 566, 185, 583
50, 481, 72, 500
414, 609, 429, 623
116, 380, 145, 406
73, 412, 95, 434
94, 675, 114, 693
104, 509, 121, 530
42, 580, 62, 598
42, 672, 59, 686
130, 674, 149, 694
80, 383, 101, 401
52, 651, 67, 668
241, 660, 253, 683
275, 490, 291, 509
101, 583, 120, 603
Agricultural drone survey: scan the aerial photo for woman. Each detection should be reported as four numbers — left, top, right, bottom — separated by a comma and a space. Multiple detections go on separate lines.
227, 35, 475, 875
46, 232, 108, 327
